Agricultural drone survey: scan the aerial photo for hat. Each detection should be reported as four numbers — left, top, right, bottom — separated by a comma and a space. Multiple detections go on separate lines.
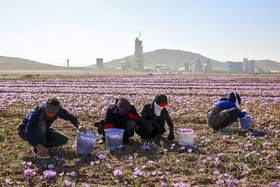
154, 94, 167, 107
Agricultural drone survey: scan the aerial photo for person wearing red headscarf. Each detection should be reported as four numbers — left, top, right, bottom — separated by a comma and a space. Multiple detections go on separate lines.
135, 94, 174, 141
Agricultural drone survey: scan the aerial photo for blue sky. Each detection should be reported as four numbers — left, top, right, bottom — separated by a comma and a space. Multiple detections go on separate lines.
0, 0, 279, 67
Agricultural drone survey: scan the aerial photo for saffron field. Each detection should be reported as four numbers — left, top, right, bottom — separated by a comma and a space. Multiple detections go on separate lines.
0, 75, 279, 186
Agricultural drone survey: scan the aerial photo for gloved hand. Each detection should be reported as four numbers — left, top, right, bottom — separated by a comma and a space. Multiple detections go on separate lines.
242, 109, 249, 113
168, 132, 174, 141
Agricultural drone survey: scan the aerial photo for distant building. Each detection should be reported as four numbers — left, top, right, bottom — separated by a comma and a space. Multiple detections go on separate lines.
157, 66, 173, 74
134, 36, 144, 71
204, 58, 212, 73
226, 61, 243, 73
243, 58, 249, 73
121, 61, 132, 71
194, 58, 203, 72
66, 59, 70, 67
256, 67, 264, 73
184, 61, 191, 72
249, 60, 255, 73
96, 58, 104, 68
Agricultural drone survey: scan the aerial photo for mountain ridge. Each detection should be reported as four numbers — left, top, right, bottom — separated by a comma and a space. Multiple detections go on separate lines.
87, 49, 280, 72
1, 49, 280, 72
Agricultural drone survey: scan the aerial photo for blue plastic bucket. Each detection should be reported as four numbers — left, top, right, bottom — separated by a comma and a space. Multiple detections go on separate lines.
104, 128, 125, 151
77, 130, 98, 155
239, 116, 252, 129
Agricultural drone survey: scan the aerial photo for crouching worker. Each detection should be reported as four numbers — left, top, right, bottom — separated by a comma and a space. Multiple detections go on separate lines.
206, 92, 248, 134
135, 94, 174, 141
94, 97, 139, 144
18, 98, 87, 159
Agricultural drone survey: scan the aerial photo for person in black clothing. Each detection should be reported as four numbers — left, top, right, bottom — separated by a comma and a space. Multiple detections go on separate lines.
94, 97, 139, 143
135, 94, 174, 141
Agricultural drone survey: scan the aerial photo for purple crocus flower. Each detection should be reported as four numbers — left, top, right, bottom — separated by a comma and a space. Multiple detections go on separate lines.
43, 170, 57, 179
216, 180, 224, 185
213, 171, 220, 175
70, 171, 76, 177
5, 178, 13, 184
64, 179, 72, 186
141, 142, 151, 150
26, 162, 32, 166
178, 129, 192, 133
113, 169, 124, 176
24, 168, 36, 178
54, 156, 61, 161
48, 164, 54, 170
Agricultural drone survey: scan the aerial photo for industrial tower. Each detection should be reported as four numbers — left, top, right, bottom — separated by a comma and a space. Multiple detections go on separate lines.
134, 33, 144, 71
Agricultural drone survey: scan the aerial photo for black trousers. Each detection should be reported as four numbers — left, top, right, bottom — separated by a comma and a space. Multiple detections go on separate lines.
206, 107, 238, 129
135, 122, 166, 138
94, 119, 136, 142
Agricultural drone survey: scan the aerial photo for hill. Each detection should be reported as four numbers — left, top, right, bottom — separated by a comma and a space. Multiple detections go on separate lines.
0, 56, 67, 70
1, 50, 280, 73
88, 49, 225, 70
87, 49, 280, 72
0, 56, 136, 75
255, 59, 280, 72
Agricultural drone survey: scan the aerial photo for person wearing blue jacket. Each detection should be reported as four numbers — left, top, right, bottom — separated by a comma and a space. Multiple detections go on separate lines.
18, 98, 87, 159
206, 92, 248, 134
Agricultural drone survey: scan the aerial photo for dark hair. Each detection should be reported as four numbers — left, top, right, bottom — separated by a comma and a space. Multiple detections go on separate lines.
47, 98, 60, 106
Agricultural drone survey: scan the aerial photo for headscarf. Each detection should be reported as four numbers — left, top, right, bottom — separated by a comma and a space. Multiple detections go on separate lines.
153, 94, 167, 116
39, 102, 59, 121
220, 92, 241, 106
112, 97, 131, 116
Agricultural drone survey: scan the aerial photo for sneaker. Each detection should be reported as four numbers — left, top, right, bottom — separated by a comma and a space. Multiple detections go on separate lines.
98, 136, 105, 144
218, 127, 234, 134
34, 153, 50, 159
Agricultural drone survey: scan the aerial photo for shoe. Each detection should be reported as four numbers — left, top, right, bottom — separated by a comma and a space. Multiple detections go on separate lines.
98, 136, 105, 144
218, 127, 234, 134
34, 153, 50, 159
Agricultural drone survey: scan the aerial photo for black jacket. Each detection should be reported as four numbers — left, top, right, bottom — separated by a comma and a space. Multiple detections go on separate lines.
103, 104, 139, 128
139, 101, 173, 133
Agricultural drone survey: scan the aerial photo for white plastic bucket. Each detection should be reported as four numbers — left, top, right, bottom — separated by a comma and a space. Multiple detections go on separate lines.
77, 130, 98, 155
239, 115, 252, 129
177, 129, 194, 145
104, 128, 125, 151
